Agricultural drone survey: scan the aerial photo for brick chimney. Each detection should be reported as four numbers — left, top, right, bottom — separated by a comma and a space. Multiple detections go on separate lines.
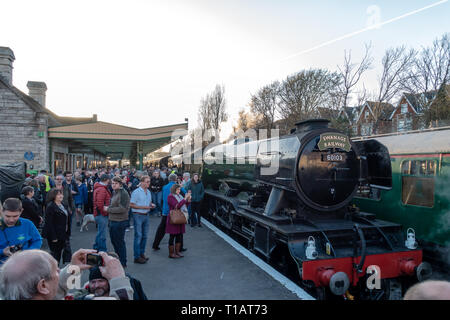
27, 81, 47, 107
0, 47, 15, 85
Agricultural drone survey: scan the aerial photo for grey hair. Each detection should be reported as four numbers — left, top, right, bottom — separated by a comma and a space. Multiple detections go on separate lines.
183, 172, 190, 178
0, 250, 54, 300
135, 171, 144, 179
168, 173, 178, 182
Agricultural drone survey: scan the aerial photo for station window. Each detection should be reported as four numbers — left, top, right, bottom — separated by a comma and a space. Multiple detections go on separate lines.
401, 160, 436, 207
53, 152, 65, 173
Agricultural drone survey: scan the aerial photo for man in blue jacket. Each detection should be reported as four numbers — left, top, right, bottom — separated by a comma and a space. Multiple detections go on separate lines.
0, 198, 42, 264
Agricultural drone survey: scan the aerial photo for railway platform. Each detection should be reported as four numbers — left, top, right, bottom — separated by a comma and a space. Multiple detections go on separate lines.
65, 214, 313, 300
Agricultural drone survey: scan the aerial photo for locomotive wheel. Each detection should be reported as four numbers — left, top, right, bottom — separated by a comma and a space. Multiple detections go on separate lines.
214, 199, 233, 232
207, 198, 219, 226
384, 279, 403, 300
247, 238, 254, 251
315, 287, 329, 300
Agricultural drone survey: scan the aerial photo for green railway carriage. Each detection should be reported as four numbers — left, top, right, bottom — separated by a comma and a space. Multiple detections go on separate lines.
352, 127, 450, 266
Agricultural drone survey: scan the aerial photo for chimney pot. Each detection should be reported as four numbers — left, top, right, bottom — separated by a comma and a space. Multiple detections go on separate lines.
27, 81, 47, 107
0, 47, 15, 85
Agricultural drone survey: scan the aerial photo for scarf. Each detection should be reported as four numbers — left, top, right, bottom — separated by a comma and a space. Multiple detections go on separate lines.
173, 193, 188, 214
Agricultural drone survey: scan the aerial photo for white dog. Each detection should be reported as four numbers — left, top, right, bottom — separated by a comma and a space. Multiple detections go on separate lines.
80, 214, 96, 232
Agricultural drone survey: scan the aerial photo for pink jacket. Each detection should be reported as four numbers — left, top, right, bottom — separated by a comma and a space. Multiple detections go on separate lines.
165, 194, 189, 234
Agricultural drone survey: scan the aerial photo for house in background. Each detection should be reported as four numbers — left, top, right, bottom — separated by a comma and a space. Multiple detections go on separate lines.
355, 101, 395, 136
339, 101, 395, 136
390, 91, 437, 132
333, 85, 449, 137
337, 106, 361, 135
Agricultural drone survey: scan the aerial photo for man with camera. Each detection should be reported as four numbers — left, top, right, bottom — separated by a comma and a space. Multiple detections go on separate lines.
61, 250, 134, 300
0, 198, 42, 264
68, 252, 147, 300
0, 248, 134, 300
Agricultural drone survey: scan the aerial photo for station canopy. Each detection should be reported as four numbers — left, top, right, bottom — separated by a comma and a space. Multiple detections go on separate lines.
48, 121, 188, 160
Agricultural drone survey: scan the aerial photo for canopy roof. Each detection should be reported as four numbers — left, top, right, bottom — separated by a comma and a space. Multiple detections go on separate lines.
49, 121, 187, 159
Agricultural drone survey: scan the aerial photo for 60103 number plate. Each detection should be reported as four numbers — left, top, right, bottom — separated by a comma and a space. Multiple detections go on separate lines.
321, 153, 346, 162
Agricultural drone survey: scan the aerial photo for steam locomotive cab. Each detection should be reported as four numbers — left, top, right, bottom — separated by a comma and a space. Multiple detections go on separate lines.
200, 119, 432, 300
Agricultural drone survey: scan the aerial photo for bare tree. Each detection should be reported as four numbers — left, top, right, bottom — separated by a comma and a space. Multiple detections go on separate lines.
370, 46, 416, 133
403, 33, 450, 95
376, 46, 417, 105
278, 69, 341, 131
356, 84, 370, 107
198, 95, 211, 132
427, 83, 450, 127
337, 43, 373, 108
401, 33, 450, 126
198, 84, 228, 132
197, 84, 228, 148
235, 109, 250, 132
249, 81, 280, 130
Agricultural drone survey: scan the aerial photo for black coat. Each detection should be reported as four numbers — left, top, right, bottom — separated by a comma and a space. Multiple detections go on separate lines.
150, 176, 165, 193
42, 202, 70, 241
32, 187, 44, 214
21, 197, 41, 228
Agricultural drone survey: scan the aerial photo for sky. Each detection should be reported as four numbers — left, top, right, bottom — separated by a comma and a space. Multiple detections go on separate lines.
1, 0, 449, 141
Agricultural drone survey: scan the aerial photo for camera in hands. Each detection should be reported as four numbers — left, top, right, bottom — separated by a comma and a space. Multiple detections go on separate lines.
9, 243, 23, 254
86, 253, 104, 266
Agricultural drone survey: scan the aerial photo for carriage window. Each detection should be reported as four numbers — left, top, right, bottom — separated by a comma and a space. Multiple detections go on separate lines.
401, 160, 435, 207
401, 160, 436, 176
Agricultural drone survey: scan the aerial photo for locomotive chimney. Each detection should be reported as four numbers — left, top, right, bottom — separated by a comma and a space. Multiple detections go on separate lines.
293, 119, 329, 133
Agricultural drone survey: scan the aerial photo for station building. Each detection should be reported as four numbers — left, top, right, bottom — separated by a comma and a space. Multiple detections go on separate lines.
0, 46, 187, 174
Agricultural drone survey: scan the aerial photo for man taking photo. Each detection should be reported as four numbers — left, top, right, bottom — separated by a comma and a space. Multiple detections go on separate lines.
0, 248, 134, 300
0, 198, 42, 264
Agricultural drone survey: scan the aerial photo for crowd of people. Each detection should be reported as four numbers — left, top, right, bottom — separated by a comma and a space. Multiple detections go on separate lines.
0, 164, 205, 300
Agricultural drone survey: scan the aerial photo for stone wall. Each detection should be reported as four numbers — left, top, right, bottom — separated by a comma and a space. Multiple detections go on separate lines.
0, 87, 49, 171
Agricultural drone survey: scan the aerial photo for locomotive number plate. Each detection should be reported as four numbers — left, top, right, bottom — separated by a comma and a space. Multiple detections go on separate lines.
321, 153, 346, 162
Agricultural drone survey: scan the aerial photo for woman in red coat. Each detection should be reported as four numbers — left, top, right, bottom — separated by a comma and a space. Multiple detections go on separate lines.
166, 184, 191, 258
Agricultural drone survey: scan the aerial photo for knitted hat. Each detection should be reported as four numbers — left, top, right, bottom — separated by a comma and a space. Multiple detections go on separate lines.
89, 267, 106, 281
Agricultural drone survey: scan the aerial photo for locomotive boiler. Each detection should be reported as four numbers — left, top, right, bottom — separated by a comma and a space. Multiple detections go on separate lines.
186, 119, 432, 299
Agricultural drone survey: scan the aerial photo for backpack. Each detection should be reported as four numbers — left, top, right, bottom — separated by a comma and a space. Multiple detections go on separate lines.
126, 274, 148, 300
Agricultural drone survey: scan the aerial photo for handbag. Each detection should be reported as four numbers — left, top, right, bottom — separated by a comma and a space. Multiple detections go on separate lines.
182, 210, 189, 221
169, 208, 187, 225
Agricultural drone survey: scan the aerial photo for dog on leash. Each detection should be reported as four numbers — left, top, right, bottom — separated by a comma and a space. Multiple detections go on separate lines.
80, 214, 96, 232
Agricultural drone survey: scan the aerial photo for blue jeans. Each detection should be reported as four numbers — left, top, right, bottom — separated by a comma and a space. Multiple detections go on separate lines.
151, 191, 163, 215
94, 215, 108, 252
109, 220, 128, 266
188, 204, 197, 225
133, 213, 150, 259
